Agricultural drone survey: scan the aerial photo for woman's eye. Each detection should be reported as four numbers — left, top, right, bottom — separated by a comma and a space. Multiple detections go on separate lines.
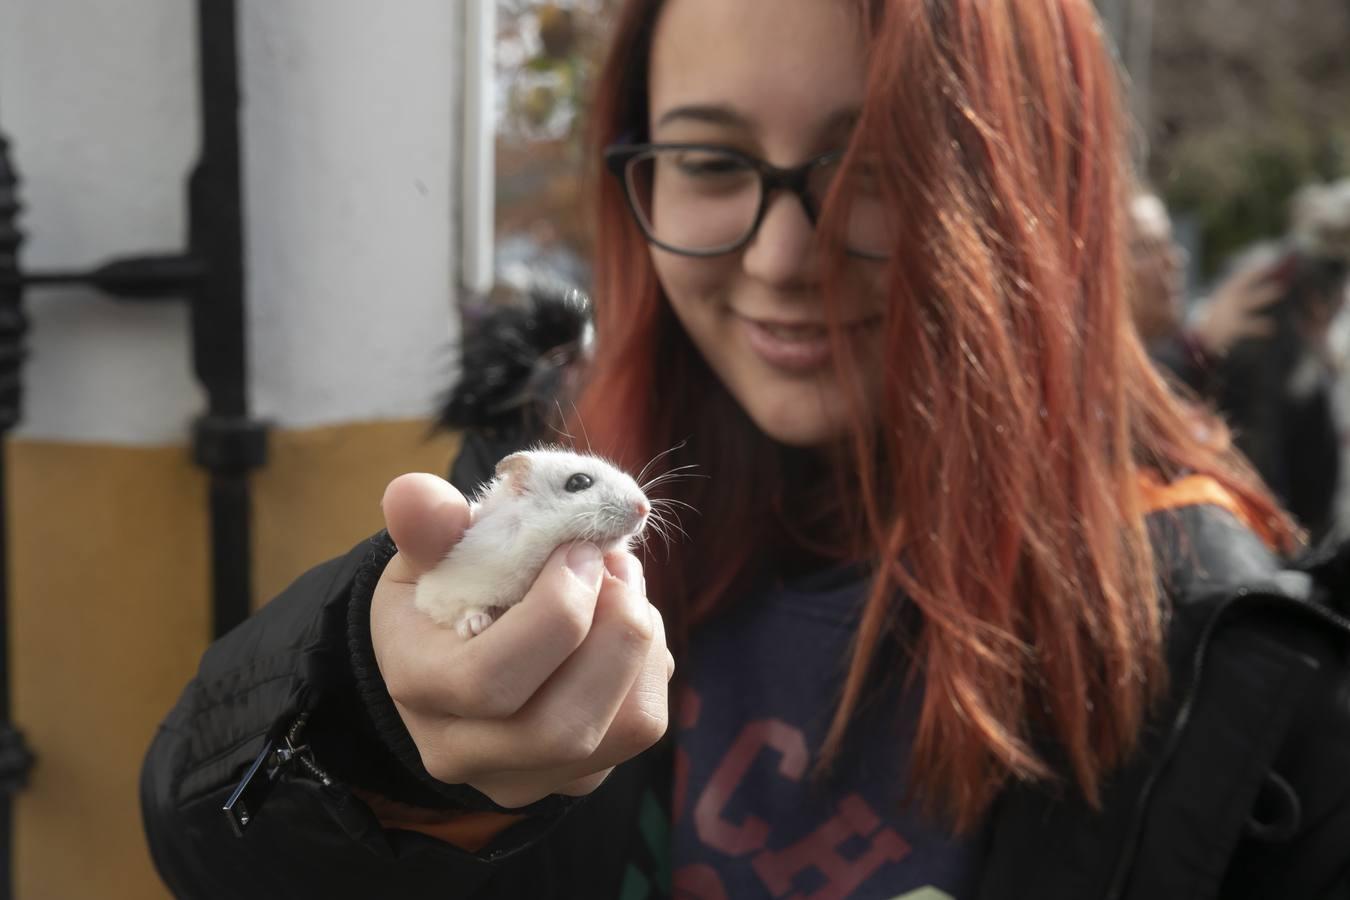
673, 152, 748, 178
564, 473, 594, 493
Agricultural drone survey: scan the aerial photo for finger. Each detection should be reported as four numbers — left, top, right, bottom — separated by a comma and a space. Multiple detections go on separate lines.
1238, 317, 1276, 340
1238, 283, 1284, 311
540, 598, 672, 786
382, 473, 472, 579
1229, 263, 1265, 288
653, 601, 675, 680
386, 543, 606, 719
609, 550, 672, 677
462, 764, 616, 810
468, 600, 672, 806
553, 767, 616, 799
604, 549, 645, 598
437, 566, 656, 777
586, 599, 673, 758
1231, 256, 1283, 288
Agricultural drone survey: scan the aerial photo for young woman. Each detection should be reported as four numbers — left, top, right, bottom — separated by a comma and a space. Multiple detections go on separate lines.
141, 1, 1350, 897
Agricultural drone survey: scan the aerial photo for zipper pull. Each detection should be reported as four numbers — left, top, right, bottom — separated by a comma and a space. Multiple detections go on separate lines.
221, 712, 335, 838
222, 737, 287, 838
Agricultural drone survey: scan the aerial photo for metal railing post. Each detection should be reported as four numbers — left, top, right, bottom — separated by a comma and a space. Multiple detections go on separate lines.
190, 0, 267, 638
0, 129, 36, 900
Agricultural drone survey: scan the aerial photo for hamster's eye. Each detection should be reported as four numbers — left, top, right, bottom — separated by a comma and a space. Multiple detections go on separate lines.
564, 473, 594, 493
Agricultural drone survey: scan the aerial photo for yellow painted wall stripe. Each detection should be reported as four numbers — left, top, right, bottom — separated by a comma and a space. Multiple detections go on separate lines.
9, 419, 460, 898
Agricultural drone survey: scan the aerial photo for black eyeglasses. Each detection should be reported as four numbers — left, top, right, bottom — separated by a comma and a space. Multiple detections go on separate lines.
603, 143, 891, 260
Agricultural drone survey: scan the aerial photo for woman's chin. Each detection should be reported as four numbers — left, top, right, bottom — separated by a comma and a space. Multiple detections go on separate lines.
739, 392, 850, 449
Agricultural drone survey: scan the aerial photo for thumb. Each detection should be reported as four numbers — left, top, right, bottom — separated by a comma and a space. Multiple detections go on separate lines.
381, 473, 472, 578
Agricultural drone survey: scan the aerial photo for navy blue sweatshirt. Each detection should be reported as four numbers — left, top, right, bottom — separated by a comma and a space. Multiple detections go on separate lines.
673, 565, 985, 899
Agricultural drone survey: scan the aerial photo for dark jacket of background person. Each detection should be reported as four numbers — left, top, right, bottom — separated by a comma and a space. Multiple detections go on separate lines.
1212, 251, 1347, 542
140, 421, 1350, 899
1146, 306, 1341, 542
1147, 329, 1214, 396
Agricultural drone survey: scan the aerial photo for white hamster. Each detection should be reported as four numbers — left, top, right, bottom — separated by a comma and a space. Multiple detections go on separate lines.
414, 445, 652, 638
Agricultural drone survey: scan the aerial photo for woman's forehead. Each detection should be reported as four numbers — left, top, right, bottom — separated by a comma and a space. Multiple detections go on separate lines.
647, 0, 867, 146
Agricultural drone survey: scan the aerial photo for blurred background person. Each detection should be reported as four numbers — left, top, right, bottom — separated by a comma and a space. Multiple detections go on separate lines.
1129, 190, 1284, 393
1130, 184, 1350, 542
1213, 179, 1350, 543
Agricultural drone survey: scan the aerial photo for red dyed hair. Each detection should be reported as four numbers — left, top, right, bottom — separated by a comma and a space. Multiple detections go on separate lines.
570, 0, 1298, 831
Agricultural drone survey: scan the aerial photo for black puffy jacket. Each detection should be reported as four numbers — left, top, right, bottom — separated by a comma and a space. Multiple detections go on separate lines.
141, 430, 1350, 899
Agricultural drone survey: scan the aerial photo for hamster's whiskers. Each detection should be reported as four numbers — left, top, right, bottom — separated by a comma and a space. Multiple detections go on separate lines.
570, 401, 594, 454
639, 463, 704, 496
635, 441, 688, 487
649, 496, 696, 516
634, 502, 687, 562
563, 509, 600, 543
548, 398, 595, 454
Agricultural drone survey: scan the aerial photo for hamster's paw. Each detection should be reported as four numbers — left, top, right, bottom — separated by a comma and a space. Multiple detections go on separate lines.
454, 606, 497, 639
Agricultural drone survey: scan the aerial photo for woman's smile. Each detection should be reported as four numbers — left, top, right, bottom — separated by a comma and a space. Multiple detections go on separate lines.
736, 312, 879, 374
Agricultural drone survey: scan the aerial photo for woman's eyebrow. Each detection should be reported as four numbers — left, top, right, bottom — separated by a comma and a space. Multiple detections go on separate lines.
653, 104, 862, 144
654, 104, 750, 131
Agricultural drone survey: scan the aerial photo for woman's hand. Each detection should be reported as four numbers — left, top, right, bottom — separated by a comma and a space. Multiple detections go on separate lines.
1188, 261, 1285, 358
370, 472, 673, 809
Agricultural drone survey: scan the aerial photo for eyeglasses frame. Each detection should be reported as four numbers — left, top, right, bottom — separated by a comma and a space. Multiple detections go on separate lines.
603, 142, 885, 260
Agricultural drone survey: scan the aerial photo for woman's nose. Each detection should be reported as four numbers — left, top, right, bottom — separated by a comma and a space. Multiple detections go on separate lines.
741, 192, 819, 288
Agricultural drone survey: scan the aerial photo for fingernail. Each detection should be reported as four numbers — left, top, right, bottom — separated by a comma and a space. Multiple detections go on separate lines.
618, 554, 644, 592
566, 542, 604, 587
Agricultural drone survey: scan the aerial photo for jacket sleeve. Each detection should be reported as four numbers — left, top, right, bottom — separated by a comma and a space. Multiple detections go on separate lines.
139, 530, 580, 899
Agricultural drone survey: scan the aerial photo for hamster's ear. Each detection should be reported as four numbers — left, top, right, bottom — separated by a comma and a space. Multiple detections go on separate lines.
494, 453, 532, 495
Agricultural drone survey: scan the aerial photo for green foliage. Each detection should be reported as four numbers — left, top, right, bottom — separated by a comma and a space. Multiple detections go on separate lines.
498, 1, 613, 143
495, 1, 621, 261
1162, 126, 1348, 278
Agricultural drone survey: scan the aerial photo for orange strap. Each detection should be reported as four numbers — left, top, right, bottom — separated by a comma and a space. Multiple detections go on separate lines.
1137, 472, 1281, 548
353, 789, 524, 852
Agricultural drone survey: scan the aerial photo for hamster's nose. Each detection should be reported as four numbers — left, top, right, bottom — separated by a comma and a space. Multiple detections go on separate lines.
636, 499, 651, 519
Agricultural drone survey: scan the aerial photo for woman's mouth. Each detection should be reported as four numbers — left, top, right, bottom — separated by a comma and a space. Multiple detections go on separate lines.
738, 315, 874, 372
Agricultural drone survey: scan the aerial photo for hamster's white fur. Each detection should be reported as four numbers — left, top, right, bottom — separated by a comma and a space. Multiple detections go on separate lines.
414, 446, 651, 638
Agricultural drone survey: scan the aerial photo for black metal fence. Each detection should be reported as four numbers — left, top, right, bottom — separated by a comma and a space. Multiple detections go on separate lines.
0, 3, 266, 894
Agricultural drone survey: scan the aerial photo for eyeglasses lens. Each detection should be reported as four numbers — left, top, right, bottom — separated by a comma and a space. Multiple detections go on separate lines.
626, 149, 761, 255
623, 148, 892, 259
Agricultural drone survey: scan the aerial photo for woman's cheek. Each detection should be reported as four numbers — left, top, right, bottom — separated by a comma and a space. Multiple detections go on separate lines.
651, 251, 736, 307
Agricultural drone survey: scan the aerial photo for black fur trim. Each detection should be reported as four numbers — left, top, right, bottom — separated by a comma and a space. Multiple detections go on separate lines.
436, 285, 592, 437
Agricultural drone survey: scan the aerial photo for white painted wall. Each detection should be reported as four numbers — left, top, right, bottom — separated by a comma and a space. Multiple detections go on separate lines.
0, 0, 469, 442
242, 0, 462, 429
0, 0, 203, 444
